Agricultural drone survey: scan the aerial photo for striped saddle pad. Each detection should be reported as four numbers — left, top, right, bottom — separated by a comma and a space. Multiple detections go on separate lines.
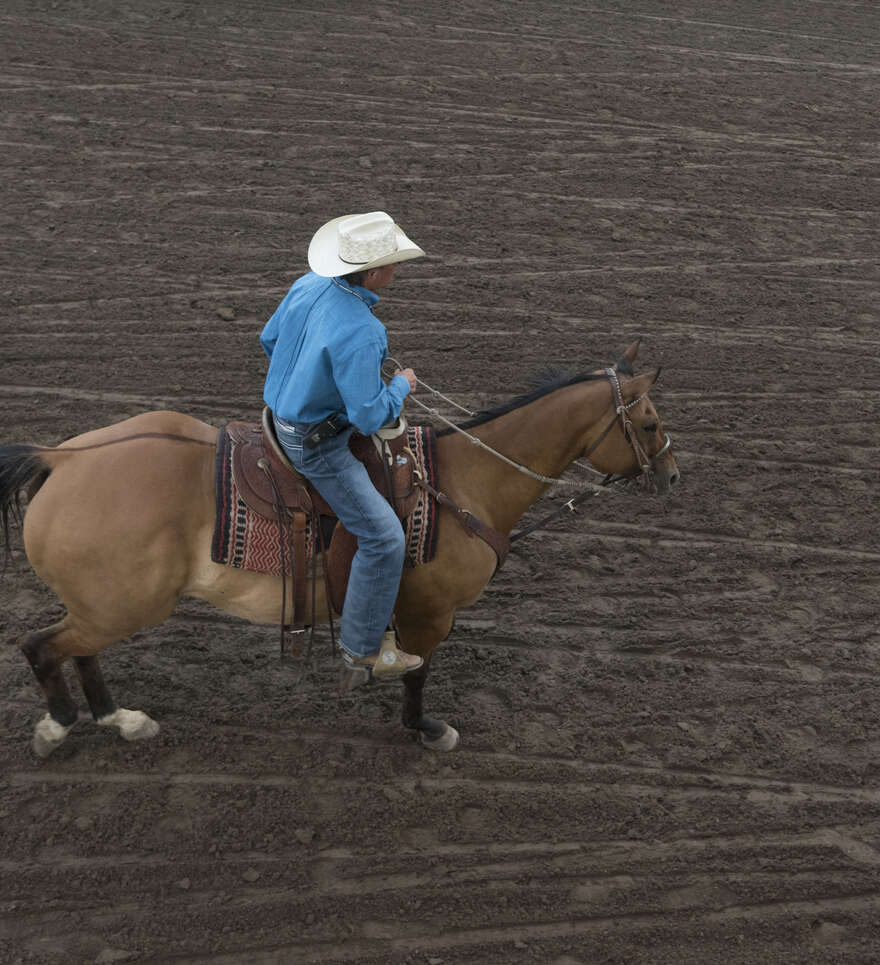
211, 424, 440, 577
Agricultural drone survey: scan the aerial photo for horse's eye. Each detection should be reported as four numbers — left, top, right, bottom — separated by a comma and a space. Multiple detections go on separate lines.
643, 422, 658, 434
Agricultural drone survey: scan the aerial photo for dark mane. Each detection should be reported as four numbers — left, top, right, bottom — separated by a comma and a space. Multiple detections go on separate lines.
438, 357, 632, 435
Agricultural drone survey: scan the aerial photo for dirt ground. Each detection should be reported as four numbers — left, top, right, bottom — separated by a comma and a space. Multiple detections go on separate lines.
2, 1, 880, 962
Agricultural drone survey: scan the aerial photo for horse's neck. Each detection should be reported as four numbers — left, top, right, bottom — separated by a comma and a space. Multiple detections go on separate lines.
483, 379, 609, 474
446, 380, 610, 533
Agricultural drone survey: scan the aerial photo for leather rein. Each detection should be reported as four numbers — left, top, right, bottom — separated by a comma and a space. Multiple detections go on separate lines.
409, 366, 673, 563
509, 367, 672, 544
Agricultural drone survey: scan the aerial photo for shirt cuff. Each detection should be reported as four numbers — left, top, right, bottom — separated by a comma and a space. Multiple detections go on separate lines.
390, 374, 411, 403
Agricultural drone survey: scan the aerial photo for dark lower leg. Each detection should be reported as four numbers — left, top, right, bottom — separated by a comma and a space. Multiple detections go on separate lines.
401, 654, 453, 743
74, 656, 116, 720
21, 625, 78, 727
402, 656, 436, 731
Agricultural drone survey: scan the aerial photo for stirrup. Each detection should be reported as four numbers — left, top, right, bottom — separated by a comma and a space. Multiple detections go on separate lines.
339, 664, 371, 694
342, 631, 423, 680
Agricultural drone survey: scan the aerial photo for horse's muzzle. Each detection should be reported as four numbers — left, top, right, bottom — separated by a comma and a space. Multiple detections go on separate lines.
650, 432, 678, 494
653, 466, 680, 494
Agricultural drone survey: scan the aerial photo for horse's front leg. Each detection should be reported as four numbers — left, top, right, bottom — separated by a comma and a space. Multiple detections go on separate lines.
401, 655, 459, 751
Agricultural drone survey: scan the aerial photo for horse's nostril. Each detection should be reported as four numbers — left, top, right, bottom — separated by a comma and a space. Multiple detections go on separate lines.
670, 472, 680, 487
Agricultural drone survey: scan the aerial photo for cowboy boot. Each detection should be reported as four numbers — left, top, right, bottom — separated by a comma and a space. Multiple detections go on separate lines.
343, 631, 423, 680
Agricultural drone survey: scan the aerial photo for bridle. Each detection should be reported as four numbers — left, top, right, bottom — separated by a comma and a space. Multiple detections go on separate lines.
390, 359, 671, 491
384, 357, 674, 549
590, 366, 673, 489
506, 368, 673, 544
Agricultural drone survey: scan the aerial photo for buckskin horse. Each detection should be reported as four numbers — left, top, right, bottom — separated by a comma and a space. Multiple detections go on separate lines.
0, 341, 678, 757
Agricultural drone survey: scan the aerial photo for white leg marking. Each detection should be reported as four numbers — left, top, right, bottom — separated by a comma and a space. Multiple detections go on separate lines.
98, 708, 160, 742
421, 723, 460, 752
33, 714, 73, 758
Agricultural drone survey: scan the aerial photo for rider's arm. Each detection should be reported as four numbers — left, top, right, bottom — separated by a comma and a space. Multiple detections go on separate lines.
332, 339, 411, 435
259, 312, 279, 359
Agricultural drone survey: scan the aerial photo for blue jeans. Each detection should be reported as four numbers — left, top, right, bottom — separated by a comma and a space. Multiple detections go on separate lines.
274, 418, 406, 658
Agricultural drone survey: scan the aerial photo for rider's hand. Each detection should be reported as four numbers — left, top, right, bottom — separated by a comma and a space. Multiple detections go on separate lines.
395, 368, 417, 393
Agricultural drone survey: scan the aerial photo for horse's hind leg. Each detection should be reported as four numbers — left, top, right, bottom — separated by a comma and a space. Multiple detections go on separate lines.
21, 622, 81, 757
73, 656, 115, 720
22, 619, 160, 756
73, 656, 159, 743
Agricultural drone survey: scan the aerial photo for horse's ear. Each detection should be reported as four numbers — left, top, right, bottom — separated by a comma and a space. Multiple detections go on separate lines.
623, 367, 660, 402
618, 338, 642, 367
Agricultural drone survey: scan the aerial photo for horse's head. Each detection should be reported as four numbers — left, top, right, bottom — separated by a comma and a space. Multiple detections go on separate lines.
583, 340, 679, 494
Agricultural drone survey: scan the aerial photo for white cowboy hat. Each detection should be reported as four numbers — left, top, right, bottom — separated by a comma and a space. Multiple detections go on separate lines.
308, 211, 425, 278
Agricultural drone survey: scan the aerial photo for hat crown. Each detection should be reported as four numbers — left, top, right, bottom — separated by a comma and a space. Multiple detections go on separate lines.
337, 211, 398, 266
308, 210, 424, 277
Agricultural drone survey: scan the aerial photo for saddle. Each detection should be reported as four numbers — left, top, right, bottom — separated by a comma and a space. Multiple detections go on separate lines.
226, 407, 421, 633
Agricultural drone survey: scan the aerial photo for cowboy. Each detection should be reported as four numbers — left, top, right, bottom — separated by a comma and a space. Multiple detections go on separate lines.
260, 211, 425, 679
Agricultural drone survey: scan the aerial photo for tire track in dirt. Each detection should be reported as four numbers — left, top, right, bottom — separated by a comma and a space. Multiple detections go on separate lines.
131, 892, 880, 964
4, 825, 875, 870
570, 8, 880, 47
11, 754, 880, 804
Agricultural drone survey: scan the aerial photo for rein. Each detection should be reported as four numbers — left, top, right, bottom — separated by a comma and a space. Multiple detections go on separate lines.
388, 361, 672, 547
388, 360, 669, 490
509, 487, 605, 544
386, 358, 608, 490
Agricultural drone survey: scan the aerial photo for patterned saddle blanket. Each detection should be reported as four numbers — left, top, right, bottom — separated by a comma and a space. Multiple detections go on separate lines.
210, 416, 439, 617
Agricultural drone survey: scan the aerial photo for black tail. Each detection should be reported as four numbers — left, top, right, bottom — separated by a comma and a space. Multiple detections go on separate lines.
0, 444, 50, 562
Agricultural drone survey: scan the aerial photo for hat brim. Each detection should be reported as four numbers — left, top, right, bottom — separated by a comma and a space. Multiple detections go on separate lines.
307, 214, 426, 277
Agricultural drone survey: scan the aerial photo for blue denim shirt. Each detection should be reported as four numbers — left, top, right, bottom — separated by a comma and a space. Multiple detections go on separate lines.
261, 272, 410, 435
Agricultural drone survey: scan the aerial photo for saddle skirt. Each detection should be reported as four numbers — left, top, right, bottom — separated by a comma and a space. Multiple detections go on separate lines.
211, 408, 440, 621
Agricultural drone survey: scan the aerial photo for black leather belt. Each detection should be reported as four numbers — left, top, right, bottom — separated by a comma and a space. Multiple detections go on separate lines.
302, 413, 350, 449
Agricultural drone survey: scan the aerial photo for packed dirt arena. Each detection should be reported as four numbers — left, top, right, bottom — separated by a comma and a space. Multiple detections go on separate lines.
1, 1, 879, 962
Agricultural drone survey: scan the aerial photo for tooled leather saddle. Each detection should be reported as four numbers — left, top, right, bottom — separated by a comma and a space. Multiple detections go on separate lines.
225, 407, 421, 635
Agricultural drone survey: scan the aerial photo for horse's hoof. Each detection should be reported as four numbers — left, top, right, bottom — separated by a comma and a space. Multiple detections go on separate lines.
99, 708, 160, 741
121, 711, 160, 741
421, 723, 460, 752
33, 714, 72, 758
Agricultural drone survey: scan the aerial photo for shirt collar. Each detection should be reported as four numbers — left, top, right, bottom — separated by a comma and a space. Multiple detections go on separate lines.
331, 276, 380, 308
